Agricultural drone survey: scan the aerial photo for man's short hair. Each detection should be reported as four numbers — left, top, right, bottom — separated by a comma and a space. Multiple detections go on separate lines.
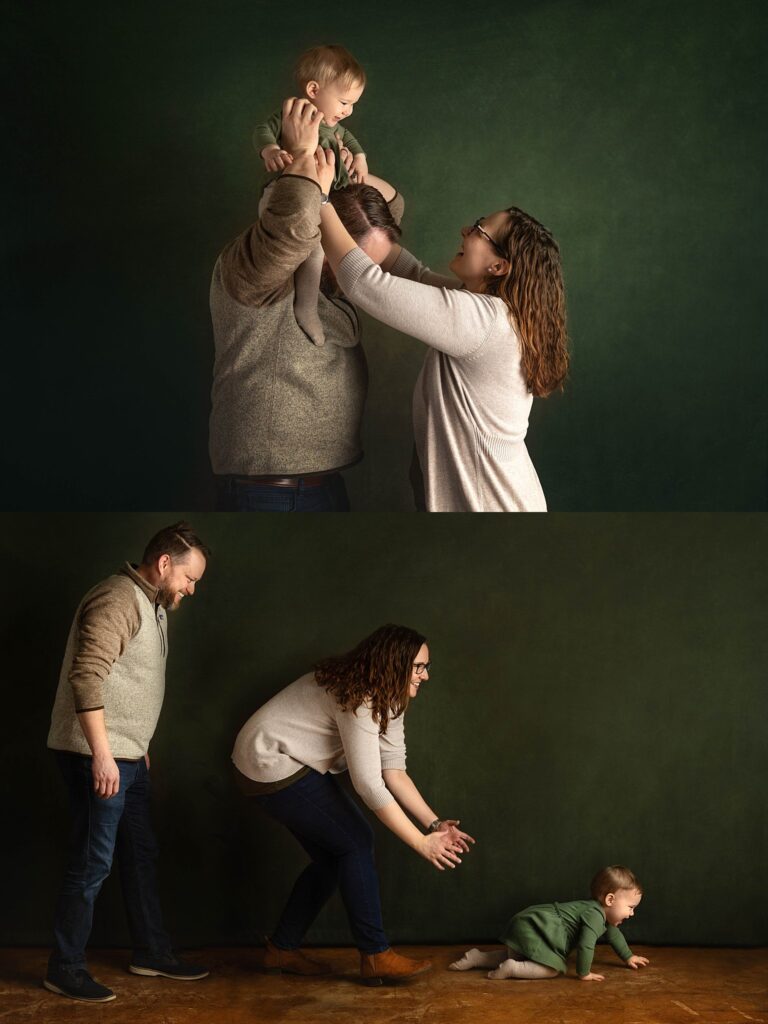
330, 184, 401, 246
294, 44, 366, 91
142, 521, 211, 566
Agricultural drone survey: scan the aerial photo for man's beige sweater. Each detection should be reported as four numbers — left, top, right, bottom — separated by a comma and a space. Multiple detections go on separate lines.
47, 564, 168, 760
209, 175, 368, 477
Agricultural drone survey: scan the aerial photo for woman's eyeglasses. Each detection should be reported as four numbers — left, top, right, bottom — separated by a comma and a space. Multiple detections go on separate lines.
413, 661, 431, 676
471, 218, 506, 258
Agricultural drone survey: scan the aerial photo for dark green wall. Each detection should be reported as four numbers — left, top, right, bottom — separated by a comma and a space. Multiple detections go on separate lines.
3, 513, 766, 947
3, 0, 767, 510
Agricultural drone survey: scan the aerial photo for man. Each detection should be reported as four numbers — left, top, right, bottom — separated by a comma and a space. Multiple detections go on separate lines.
209, 97, 403, 512
44, 522, 210, 1003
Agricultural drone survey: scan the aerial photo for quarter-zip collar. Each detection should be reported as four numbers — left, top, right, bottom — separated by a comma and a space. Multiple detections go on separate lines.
119, 562, 160, 606
119, 563, 168, 657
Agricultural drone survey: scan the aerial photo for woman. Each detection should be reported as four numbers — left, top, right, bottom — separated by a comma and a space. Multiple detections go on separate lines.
232, 624, 474, 985
317, 149, 569, 512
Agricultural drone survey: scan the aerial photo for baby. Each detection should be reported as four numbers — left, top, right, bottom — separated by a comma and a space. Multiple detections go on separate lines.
449, 865, 650, 982
253, 44, 392, 346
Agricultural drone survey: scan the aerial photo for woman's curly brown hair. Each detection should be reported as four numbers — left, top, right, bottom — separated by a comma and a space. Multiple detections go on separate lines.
484, 207, 569, 397
314, 624, 426, 734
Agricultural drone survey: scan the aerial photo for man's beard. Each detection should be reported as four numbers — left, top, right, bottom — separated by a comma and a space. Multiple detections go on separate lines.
157, 582, 182, 611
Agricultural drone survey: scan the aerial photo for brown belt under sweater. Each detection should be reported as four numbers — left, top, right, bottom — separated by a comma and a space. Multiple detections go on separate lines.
230, 474, 335, 489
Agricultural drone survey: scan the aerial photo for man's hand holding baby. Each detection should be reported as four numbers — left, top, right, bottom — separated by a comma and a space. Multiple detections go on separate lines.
279, 97, 324, 175
333, 132, 368, 184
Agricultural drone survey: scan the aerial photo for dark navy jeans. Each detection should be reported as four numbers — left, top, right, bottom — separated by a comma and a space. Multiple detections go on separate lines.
254, 770, 389, 954
215, 474, 351, 512
49, 752, 171, 970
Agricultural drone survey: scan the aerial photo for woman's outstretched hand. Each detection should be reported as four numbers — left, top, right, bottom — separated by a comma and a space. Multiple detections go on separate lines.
436, 819, 476, 852
419, 830, 465, 871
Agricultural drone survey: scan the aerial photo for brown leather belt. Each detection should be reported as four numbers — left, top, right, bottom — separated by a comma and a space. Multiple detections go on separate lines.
231, 474, 334, 489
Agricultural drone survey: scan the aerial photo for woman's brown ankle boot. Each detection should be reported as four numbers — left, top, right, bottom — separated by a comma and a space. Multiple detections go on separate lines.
359, 948, 432, 986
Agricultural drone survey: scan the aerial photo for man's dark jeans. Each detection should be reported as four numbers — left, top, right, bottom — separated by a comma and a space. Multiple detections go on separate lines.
49, 752, 171, 970
215, 473, 351, 512
254, 770, 389, 954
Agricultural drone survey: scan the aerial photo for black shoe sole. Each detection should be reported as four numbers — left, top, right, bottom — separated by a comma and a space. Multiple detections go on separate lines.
43, 979, 116, 1002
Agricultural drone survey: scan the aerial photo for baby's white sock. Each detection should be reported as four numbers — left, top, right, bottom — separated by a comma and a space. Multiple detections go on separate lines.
487, 958, 558, 980
448, 948, 506, 971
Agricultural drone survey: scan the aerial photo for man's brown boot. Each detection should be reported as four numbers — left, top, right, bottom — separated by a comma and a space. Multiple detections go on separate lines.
262, 938, 332, 976
359, 948, 432, 986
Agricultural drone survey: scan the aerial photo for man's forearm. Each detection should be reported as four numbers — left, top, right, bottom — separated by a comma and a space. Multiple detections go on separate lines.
282, 151, 320, 184
79, 709, 121, 798
77, 709, 113, 757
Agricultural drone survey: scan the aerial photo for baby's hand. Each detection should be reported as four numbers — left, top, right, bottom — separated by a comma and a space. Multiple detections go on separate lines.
578, 972, 604, 982
261, 144, 294, 173
350, 153, 369, 184
334, 133, 355, 174
626, 955, 650, 969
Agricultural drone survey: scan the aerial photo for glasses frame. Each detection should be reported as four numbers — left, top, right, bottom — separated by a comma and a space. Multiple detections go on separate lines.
471, 218, 506, 258
413, 661, 431, 676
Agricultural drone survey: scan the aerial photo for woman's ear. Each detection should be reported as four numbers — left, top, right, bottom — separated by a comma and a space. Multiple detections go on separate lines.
488, 259, 510, 278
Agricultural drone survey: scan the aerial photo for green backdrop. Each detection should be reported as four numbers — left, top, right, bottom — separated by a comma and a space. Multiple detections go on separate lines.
3, 0, 767, 510
3, 513, 766, 947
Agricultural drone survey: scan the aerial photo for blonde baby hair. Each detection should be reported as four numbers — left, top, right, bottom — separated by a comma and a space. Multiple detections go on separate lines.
294, 44, 366, 91
590, 865, 642, 902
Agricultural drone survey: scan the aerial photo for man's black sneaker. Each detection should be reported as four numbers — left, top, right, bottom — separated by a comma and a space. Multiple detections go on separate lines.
43, 965, 116, 1002
129, 952, 209, 980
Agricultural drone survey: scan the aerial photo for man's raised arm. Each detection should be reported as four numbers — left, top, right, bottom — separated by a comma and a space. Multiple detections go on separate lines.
217, 98, 325, 307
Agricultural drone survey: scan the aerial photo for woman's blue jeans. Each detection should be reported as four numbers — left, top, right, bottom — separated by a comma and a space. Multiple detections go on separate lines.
254, 770, 389, 954
49, 752, 172, 970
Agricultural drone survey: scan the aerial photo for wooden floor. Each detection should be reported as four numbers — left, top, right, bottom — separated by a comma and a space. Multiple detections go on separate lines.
1, 946, 765, 1024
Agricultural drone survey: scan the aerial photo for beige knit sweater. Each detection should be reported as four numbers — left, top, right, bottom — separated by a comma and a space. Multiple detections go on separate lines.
210, 176, 402, 478
232, 673, 407, 811
336, 247, 547, 512
47, 565, 168, 759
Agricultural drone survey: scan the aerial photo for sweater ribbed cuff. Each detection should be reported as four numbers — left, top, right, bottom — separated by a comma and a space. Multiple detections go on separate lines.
277, 173, 322, 194
337, 247, 374, 296
380, 758, 407, 770
360, 788, 397, 812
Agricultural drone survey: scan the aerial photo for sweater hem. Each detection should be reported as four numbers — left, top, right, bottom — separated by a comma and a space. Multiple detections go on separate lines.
212, 451, 364, 478
48, 746, 144, 762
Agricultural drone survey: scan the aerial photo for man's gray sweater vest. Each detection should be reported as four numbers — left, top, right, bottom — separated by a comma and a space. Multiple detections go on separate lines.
47, 575, 168, 759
